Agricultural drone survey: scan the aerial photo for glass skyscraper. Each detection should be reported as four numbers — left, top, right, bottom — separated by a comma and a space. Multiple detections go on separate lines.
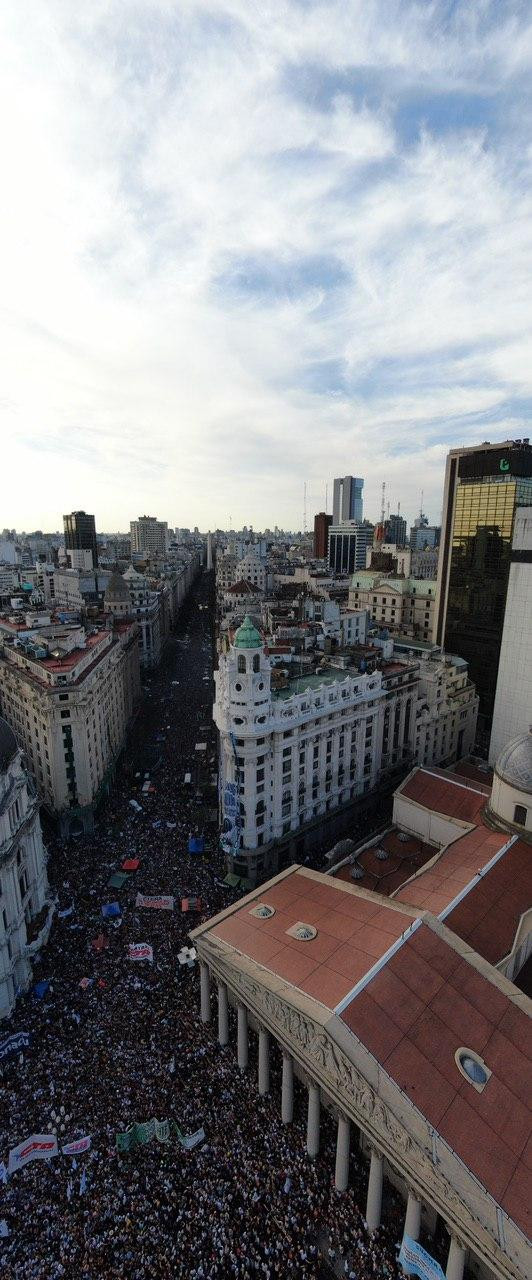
435, 440, 532, 735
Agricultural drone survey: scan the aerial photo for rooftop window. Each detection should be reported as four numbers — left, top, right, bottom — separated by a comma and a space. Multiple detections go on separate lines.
455, 1048, 491, 1092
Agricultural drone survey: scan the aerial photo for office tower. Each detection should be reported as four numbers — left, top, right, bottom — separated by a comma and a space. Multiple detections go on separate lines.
313, 512, 332, 558
328, 521, 373, 573
489, 507, 532, 764
332, 476, 363, 525
130, 515, 168, 557
63, 510, 98, 569
434, 439, 532, 732
385, 513, 407, 546
410, 514, 440, 550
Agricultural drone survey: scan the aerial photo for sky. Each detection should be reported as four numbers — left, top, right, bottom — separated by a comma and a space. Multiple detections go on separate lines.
1, 1, 532, 534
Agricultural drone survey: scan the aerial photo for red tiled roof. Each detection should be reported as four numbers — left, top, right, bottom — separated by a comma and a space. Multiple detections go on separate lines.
444, 839, 530, 964
395, 825, 508, 917
340, 923, 532, 1238
400, 768, 489, 823
210, 868, 416, 1011
227, 580, 257, 594
334, 828, 436, 895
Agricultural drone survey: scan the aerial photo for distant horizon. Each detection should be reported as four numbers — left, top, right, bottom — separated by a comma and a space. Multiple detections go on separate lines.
2, 2, 531, 530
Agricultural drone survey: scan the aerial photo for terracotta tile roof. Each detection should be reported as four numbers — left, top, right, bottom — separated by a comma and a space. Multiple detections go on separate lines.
444, 839, 530, 964
334, 828, 436, 895
210, 868, 416, 1011
340, 923, 532, 1238
400, 768, 489, 822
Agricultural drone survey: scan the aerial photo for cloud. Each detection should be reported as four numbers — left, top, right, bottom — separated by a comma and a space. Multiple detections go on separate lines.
1, 0, 531, 531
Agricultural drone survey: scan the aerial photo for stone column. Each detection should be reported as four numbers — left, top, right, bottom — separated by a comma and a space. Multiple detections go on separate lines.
334, 1113, 350, 1191
237, 1003, 248, 1071
217, 981, 229, 1046
366, 1147, 383, 1232
403, 1189, 422, 1242
199, 961, 211, 1023
258, 1026, 270, 1095
281, 1052, 294, 1124
446, 1237, 466, 1280
306, 1082, 320, 1158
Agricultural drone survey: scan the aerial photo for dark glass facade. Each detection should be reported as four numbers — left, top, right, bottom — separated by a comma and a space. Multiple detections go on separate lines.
63, 510, 98, 568
443, 447, 532, 728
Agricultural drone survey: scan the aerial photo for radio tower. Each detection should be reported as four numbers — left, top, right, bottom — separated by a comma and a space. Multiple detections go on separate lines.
303, 481, 307, 534
380, 481, 386, 526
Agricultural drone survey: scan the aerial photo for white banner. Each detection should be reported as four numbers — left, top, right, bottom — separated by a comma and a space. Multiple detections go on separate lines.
135, 894, 174, 911
179, 1126, 205, 1149
62, 1136, 91, 1156
8, 1133, 58, 1173
128, 942, 153, 962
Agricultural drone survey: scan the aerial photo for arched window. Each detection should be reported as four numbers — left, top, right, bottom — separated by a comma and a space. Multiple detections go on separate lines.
237, 655, 246, 673
252, 654, 260, 673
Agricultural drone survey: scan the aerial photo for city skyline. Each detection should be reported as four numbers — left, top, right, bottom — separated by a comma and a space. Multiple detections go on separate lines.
2, 2, 532, 529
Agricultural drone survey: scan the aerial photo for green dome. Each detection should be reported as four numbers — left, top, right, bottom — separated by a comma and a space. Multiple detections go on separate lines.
234, 615, 262, 648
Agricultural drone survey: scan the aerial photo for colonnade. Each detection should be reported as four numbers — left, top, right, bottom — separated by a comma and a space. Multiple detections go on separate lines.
199, 963, 468, 1280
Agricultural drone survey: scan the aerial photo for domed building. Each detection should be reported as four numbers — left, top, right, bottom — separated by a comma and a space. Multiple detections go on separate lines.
0, 719, 51, 1020
487, 729, 532, 834
104, 571, 131, 619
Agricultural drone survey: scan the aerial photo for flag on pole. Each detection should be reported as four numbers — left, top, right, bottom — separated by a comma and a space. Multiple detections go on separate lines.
79, 1169, 87, 1196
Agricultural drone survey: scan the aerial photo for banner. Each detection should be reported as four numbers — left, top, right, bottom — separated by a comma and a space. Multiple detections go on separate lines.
177, 1126, 205, 1150
398, 1236, 446, 1280
116, 1118, 171, 1152
102, 902, 121, 918
135, 894, 174, 911
8, 1133, 58, 1174
0, 1030, 30, 1061
62, 1136, 91, 1156
128, 943, 153, 962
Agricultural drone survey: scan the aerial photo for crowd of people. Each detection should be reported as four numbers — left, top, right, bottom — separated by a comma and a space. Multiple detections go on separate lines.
0, 574, 405, 1279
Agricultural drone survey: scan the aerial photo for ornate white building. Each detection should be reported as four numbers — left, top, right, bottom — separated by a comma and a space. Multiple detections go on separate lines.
214, 618, 478, 883
0, 719, 51, 1020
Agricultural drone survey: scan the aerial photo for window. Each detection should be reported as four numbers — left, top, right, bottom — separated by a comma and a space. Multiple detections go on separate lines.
514, 804, 527, 827
237, 655, 246, 673
252, 654, 260, 673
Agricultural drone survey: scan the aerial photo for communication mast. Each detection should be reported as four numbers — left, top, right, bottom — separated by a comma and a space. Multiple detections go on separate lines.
380, 481, 386, 526
303, 481, 307, 534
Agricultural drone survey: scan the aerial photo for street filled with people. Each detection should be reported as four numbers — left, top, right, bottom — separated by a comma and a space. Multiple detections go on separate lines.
0, 572, 405, 1278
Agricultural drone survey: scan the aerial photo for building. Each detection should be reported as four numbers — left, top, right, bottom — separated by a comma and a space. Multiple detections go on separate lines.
222, 580, 263, 616
53, 567, 110, 613
313, 512, 332, 559
435, 439, 532, 736
63, 511, 98, 570
349, 571, 436, 641
410, 514, 440, 550
130, 515, 168, 557
214, 617, 477, 884
238, 552, 267, 593
0, 719, 52, 1019
191, 734, 531, 1280
385, 512, 407, 546
366, 543, 412, 577
329, 522, 373, 574
0, 619, 140, 836
489, 508, 532, 765
332, 476, 363, 525
410, 547, 439, 580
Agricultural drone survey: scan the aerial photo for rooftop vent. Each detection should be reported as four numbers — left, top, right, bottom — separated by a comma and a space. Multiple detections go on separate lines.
350, 863, 364, 880
250, 903, 275, 920
286, 921, 317, 941
455, 1048, 491, 1092
375, 847, 389, 861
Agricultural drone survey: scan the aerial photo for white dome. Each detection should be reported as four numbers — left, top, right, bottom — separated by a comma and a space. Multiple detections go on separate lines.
495, 731, 532, 796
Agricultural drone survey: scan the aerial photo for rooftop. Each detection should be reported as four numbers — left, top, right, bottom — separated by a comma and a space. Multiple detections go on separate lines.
340, 922, 532, 1238
209, 866, 417, 1011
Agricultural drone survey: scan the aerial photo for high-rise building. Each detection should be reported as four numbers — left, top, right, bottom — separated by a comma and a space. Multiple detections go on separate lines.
328, 521, 373, 574
313, 512, 332, 558
332, 476, 363, 525
434, 439, 532, 733
489, 507, 532, 764
130, 516, 168, 557
63, 510, 98, 569
385, 512, 407, 546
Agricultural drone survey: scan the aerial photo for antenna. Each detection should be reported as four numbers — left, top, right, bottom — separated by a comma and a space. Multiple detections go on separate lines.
325, 482, 328, 512
380, 481, 386, 526
420, 490, 424, 519
386, 500, 390, 520
397, 500, 401, 516
303, 481, 307, 533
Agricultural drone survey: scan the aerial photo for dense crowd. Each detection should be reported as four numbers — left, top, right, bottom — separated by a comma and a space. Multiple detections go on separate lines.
0, 576, 404, 1279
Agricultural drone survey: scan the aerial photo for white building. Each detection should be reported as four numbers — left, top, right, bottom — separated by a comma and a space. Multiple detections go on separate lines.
489, 507, 532, 765
238, 553, 266, 593
0, 620, 140, 836
214, 618, 478, 883
349, 571, 436, 642
0, 720, 52, 1019
130, 516, 168, 557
